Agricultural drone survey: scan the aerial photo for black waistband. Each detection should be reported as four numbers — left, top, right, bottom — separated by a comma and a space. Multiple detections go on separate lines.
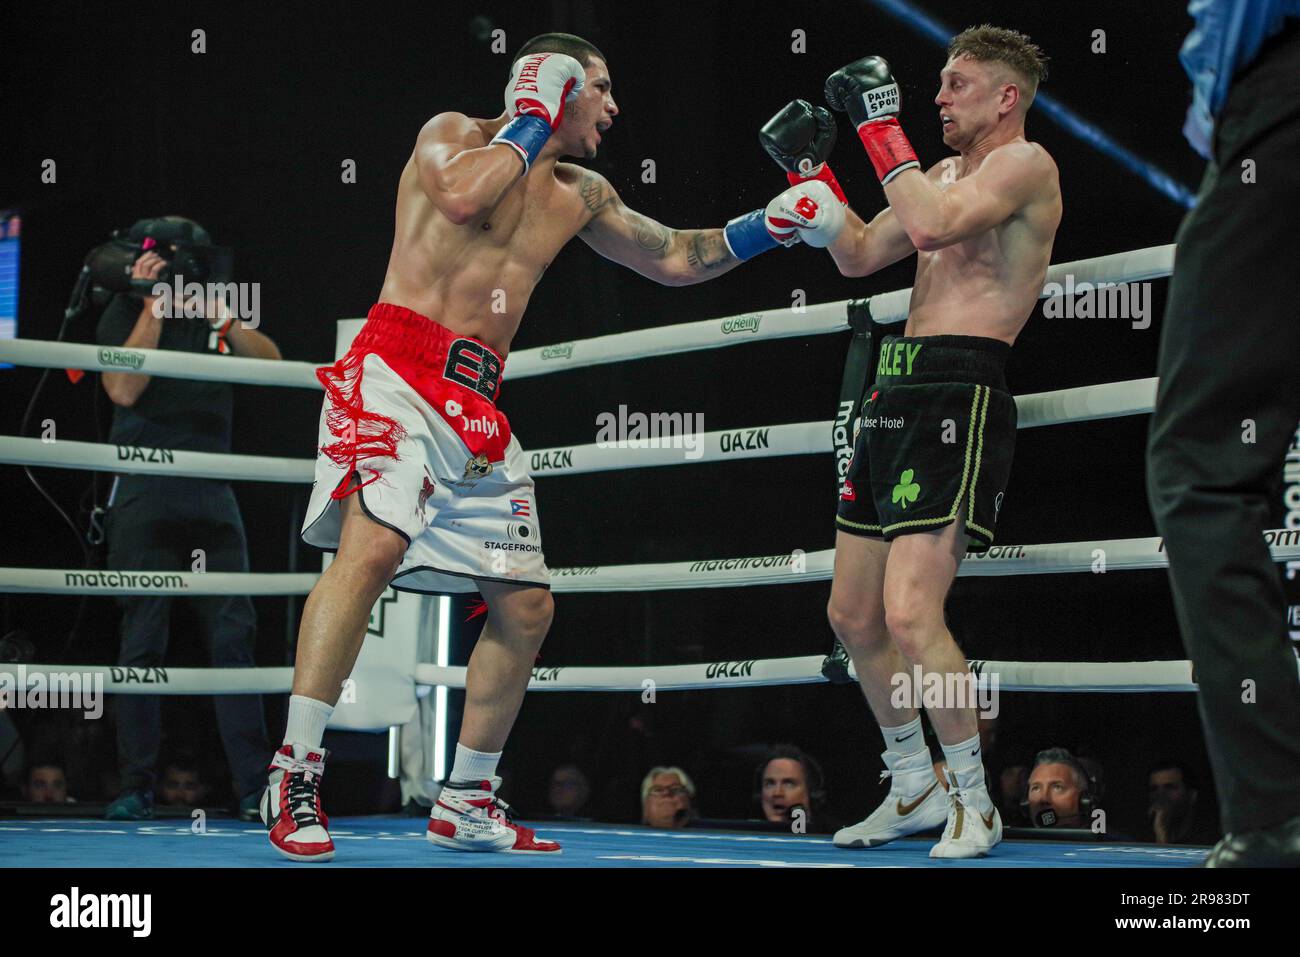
874, 334, 1010, 390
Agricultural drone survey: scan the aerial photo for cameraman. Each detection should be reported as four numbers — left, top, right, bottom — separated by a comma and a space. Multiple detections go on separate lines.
96, 216, 279, 820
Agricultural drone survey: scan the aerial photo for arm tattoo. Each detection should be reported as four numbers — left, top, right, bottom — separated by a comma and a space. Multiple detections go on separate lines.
632, 216, 671, 258
684, 230, 734, 271
579, 171, 614, 225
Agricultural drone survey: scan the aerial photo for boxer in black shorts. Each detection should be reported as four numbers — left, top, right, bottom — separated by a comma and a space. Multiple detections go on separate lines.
838, 335, 1016, 551
761, 26, 1061, 858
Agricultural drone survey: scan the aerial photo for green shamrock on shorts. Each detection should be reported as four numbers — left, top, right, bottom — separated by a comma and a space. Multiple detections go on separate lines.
892, 469, 920, 508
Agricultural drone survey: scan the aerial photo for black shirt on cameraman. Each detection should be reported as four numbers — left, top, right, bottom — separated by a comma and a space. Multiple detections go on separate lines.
96, 293, 234, 454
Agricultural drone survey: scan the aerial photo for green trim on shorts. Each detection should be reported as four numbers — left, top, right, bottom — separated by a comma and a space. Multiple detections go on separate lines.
836, 514, 883, 532
880, 385, 980, 536
966, 384, 990, 526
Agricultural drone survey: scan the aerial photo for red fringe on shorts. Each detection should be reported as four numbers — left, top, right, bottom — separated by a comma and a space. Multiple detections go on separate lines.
317, 348, 407, 500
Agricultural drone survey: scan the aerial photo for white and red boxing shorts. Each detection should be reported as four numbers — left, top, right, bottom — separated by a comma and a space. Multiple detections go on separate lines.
301, 303, 548, 593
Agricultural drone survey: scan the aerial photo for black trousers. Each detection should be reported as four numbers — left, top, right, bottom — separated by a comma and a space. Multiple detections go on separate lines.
1147, 22, 1300, 835
106, 476, 269, 798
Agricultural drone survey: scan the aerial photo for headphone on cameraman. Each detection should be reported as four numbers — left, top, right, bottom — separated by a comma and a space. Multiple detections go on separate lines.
752, 744, 827, 812
1020, 748, 1099, 827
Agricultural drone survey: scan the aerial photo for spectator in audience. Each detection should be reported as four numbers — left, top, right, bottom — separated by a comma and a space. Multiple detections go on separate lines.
755, 744, 838, 834
157, 755, 211, 808
641, 766, 695, 829
1025, 747, 1096, 829
23, 760, 71, 804
1146, 761, 1219, 845
546, 763, 592, 819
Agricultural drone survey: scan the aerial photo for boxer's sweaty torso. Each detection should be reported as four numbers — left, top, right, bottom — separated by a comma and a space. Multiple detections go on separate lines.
378, 113, 592, 357
905, 142, 1062, 343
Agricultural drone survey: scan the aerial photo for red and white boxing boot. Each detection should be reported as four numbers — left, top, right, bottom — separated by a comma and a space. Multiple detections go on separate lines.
427, 777, 561, 854
260, 743, 334, 862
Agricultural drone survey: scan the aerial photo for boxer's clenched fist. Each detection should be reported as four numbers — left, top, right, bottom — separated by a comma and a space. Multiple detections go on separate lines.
826, 56, 920, 185
503, 52, 585, 129
492, 52, 586, 173
765, 180, 845, 248
760, 99, 838, 176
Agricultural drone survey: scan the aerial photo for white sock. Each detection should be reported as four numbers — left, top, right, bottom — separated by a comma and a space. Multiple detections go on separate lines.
449, 743, 501, 785
940, 733, 986, 791
880, 715, 926, 756
284, 695, 334, 749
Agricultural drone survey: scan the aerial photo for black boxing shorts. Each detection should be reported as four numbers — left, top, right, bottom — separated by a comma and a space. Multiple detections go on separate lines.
835, 334, 1016, 552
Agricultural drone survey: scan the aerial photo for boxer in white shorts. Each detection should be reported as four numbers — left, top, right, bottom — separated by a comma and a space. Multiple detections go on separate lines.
259, 32, 826, 861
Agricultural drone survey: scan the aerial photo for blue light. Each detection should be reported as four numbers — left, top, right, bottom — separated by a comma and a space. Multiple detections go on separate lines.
864, 0, 1197, 208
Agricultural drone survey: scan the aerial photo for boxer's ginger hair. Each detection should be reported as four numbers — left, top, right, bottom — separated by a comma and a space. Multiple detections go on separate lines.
947, 25, 1049, 110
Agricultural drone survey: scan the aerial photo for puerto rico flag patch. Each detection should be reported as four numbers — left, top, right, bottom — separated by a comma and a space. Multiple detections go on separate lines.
510, 499, 531, 517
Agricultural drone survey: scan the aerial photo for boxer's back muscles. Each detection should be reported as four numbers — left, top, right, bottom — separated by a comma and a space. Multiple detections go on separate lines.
906, 140, 1061, 342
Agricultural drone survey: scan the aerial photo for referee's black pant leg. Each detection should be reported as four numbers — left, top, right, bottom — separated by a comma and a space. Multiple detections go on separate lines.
1146, 150, 1300, 835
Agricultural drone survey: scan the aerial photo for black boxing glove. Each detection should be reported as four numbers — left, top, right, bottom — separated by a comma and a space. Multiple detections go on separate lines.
825, 56, 920, 185
759, 99, 847, 204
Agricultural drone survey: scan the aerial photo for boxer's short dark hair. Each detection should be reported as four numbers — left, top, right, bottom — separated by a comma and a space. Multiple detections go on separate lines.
511, 32, 607, 74
947, 24, 1049, 107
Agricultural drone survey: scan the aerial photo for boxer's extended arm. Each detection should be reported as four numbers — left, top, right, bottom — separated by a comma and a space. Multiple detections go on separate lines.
827, 203, 916, 278
415, 113, 525, 226
575, 170, 741, 286
884, 143, 1050, 251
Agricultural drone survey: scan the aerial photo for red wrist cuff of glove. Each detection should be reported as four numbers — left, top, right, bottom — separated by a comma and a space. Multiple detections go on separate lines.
856, 117, 920, 185
786, 163, 848, 205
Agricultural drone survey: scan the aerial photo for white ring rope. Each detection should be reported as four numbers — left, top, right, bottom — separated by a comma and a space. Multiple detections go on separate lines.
0, 244, 1174, 386
2, 377, 1159, 482
3, 657, 1206, 695
0, 242, 1199, 701
2, 531, 1297, 595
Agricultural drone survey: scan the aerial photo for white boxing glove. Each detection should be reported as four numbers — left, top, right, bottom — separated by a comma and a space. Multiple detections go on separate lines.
765, 179, 846, 248
502, 52, 586, 130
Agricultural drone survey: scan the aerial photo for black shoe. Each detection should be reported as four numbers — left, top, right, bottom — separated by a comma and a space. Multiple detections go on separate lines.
821, 638, 854, 684
1203, 814, 1300, 867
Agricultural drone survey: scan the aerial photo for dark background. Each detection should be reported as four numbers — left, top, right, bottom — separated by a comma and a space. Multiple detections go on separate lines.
1, 0, 1270, 835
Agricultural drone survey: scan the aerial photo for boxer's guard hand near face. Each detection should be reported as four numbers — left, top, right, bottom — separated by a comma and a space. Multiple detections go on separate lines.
825, 56, 920, 185
761, 99, 850, 205
491, 52, 586, 173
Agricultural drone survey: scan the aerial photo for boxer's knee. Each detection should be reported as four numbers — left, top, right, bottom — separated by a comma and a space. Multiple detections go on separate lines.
494, 588, 554, 651
827, 598, 889, 655
883, 596, 945, 662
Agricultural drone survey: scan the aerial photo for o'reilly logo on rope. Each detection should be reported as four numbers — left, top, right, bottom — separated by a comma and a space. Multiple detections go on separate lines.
706, 660, 756, 680
0, 666, 103, 719
720, 314, 761, 335
540, 342, 574, 360
97, 347, 146, 370
50, 887, 151, 937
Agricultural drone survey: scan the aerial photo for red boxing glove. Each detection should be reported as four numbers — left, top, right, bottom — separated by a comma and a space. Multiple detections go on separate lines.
856, 117, 920, 186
